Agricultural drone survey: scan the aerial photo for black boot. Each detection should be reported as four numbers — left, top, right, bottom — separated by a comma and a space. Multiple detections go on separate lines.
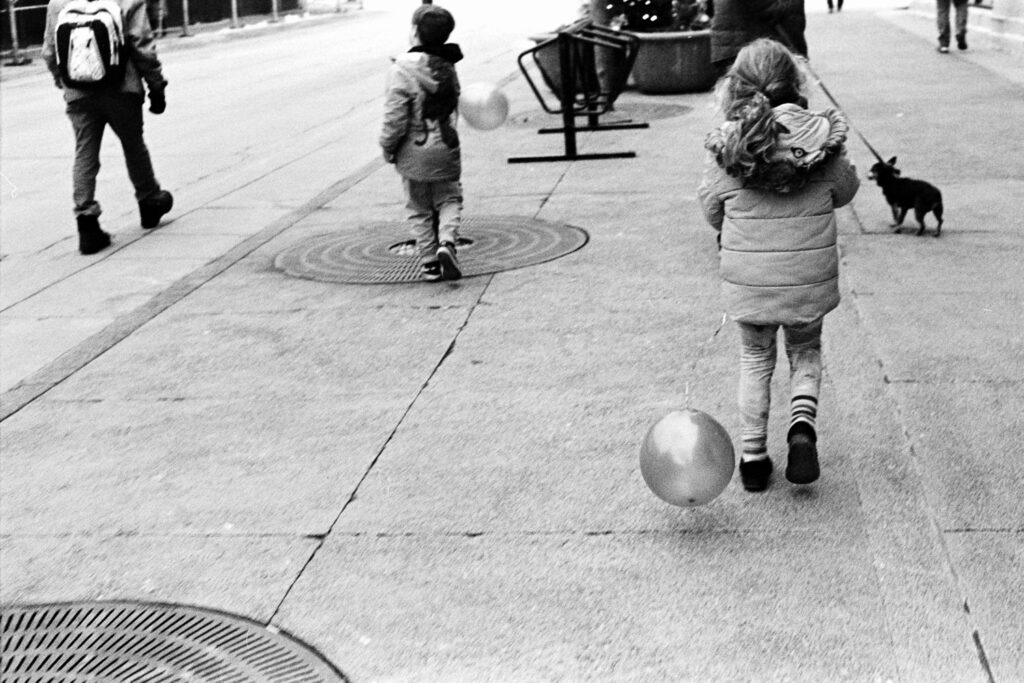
786, 424, 820, 485
139, 190, 174, 229
77, 215, 111, 255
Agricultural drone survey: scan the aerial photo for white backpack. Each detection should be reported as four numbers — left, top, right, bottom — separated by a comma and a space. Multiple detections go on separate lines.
55, 0, 125, 88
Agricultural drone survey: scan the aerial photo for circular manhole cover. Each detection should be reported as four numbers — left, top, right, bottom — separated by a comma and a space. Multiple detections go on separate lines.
275, 215, 589, 284
1, 601, 348, 682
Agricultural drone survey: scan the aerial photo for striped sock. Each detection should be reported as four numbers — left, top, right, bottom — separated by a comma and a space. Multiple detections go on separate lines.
790, 395, 818, 438
741, 438, 769, 463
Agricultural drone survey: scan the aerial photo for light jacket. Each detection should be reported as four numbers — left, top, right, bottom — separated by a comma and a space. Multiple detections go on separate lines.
698, 104, 860, 326
379, 44, 462, 183
41, 0, 166, 102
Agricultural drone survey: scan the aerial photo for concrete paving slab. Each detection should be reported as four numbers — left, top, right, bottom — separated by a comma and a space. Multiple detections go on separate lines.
853, 292, 1023, 383
274, 531, 958, 682
945, 530, 1024, 680
3, 256, 211, 320
0, 397, 402, 535
0, 534, 315, 621
0, 315, 111, 393
892, 382, 1024, 528
43, 303, 472, 401
159, 206, 281, 237
839, 231, 1024, 294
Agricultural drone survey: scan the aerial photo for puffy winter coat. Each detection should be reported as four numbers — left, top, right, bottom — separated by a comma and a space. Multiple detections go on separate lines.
698, 104, 860, 326
41, 0, 166, 102
379, 45, 462, 183
709, 0, 807, 65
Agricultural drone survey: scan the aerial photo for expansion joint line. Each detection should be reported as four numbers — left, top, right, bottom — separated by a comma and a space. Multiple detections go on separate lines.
268, 275, 494, 624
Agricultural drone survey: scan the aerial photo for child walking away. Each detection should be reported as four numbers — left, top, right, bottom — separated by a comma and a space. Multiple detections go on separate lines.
697, 38, 860, 492
380, 4, 464, 282
41, 0, 173, 255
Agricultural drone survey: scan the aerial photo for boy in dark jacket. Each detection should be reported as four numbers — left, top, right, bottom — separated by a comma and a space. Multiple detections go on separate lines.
379, 4, 463, 281
41, 0, 173, 255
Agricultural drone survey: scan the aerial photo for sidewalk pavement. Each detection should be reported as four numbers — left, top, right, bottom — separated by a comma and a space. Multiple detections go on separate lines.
1, 6, 1022, 682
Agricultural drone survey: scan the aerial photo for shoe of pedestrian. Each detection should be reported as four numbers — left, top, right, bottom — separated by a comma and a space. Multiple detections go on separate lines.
937, 45, 949, 53
139, 190, 174, 229
77, 215, 111, 255
420, 260, 442, 282
739, 457, 773, 492
786, 432, 820, 485
437, 241, 462, 281
956, 34, 968, 50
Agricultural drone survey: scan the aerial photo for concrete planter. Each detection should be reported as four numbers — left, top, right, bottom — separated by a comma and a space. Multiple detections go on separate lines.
628, 28, 716, 94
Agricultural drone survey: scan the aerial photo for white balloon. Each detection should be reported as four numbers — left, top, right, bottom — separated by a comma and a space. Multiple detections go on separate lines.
460, 82, 509, 131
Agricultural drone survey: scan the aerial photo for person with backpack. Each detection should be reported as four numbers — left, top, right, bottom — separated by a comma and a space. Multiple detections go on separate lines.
41, 0, 173, 255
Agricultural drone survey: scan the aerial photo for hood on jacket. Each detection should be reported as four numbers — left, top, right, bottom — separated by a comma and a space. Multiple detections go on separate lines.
707, 104, 849, 193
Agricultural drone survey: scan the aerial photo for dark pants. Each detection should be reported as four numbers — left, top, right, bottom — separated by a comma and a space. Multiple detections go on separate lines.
936, 0, 969, 47
66, 92, 161, 218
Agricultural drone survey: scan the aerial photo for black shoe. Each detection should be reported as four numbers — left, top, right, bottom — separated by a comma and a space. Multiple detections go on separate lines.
76, 215, 111, 255
739, 458, 773, 492
786, 433, 820, 484
139, 190, 173, 229
956, 34, 968, 50
420, 260, 442, 282
437, 241, 462, 281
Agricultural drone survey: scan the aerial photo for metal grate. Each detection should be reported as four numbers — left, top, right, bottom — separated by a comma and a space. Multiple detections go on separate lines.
0, 602, 348, 682
274, 215, 589, 284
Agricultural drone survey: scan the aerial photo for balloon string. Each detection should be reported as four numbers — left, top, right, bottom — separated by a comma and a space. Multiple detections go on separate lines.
684, 312, 728, 408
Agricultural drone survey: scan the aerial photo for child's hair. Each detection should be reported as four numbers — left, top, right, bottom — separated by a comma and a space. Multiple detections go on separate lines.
708, 38, 807, 183
412, 4, 455, 47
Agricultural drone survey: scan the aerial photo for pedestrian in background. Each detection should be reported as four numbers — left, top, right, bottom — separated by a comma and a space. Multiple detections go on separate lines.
41, 0, 173, 255
936, 0, 969, 52
707, 0, 807, 76
379, 3, 464, 281
697, 39, 860, 492
827, 0, 844, 12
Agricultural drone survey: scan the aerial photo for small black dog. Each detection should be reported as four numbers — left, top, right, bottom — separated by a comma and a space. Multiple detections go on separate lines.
867, 156, 944, 237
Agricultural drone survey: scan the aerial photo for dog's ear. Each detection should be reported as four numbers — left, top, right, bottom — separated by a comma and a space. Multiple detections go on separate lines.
887, 156, 898, 166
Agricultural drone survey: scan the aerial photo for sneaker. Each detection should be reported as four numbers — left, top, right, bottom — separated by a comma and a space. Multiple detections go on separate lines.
437, 242, 462, 281
139, 190, 174, 229
786, 433, 820, 485
420, 260, 442, 282
937, 45, 949, 53
76, 215, 111, 255
739, 458, 773, 492
956, 34, 968, 50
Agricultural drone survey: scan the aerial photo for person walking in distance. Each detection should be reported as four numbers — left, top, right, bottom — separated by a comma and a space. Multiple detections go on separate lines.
379, 3, 464, 281
42, 0, 172, 255
698, 39, 860, 491
936, 0, 970, 52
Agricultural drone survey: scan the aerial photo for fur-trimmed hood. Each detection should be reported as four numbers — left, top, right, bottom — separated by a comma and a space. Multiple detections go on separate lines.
707, 104, 849, 193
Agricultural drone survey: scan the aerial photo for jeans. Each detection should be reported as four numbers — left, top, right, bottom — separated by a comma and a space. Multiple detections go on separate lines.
936, 0, 969, 46
66, 92, 161, 218
403, 178, 462, 260
737, 319, 823, 453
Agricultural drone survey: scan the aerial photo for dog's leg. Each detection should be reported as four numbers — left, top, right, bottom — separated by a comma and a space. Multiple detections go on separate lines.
934, 203, 944, 238
893, 206, 908, 232
914, 207, 927, 236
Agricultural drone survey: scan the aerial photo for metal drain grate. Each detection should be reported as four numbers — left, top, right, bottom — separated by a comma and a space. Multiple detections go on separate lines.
275, 215, 589, 284
1, 602, 347, 682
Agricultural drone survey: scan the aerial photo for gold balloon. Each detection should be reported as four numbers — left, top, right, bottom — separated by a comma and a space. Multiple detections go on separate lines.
640, 409, 735, 507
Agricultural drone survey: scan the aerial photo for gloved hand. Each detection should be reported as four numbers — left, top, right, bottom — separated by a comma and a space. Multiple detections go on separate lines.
149, 88, 166, 115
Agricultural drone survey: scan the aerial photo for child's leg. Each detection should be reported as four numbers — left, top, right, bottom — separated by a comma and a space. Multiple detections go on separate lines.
737, 322, 778, 491
403, 178, 439, 261
738, 323, 778, 460
783, 319, 823, 484
434, 181, 463, 247
783, 319, 823, 440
